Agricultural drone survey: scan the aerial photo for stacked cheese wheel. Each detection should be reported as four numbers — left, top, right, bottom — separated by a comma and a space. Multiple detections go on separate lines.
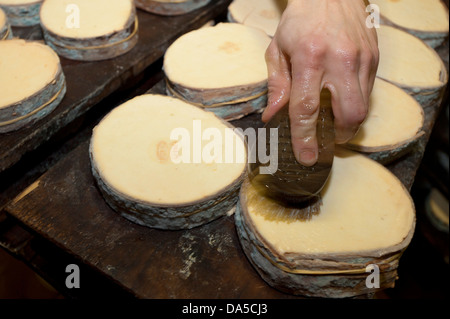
344, 78, 425, 164
40, 0, 138, 61
0, 7, 12, 39
0, 0, 42, 26
135, 0, 211, 16
236, 149, 416, 298
90, 94, 247, 230
376, 25, 448, 111
164, 23, 271, 121
369, 0, 449, 48
228, 0, 286, 37
0, 39, 66, 133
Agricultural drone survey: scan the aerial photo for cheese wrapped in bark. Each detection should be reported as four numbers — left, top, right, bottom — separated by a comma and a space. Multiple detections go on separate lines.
0, 0, 42, 26
90, 94, 247, 230
0, 39, 66, 133
236, 148, 415, 298
376, 25, 447, 111
40, 0, 138, 61
164, 23, 271, 120
345, 78, 425, 164
370, 0, 449, 48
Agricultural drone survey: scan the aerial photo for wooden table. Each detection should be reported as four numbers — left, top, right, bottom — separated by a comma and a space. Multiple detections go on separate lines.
0, 10, 448, 298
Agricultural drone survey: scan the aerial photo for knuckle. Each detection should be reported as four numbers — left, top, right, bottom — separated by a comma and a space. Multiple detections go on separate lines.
348, 106, 368, 126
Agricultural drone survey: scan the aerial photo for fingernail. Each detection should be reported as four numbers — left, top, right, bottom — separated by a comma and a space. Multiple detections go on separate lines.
297, 150, 318, 167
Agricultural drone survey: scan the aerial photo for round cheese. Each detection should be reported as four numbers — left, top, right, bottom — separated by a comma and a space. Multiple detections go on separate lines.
228, 0, 287, 37
369, 0, 449, 48
0, 40, 60, 109
241, 149, 415, 255
164, 23, 271, 90
377, 25, 446, 88
0, 39, 66, 132
90, 94, 247, 229
40, 0, 133, 39
0, 0, 42, 26
346, 78, 424, 163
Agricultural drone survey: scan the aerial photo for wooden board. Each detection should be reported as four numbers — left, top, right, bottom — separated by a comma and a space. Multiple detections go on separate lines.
0, 0, 232, 173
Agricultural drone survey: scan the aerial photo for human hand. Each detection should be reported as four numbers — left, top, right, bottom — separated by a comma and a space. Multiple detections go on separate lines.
263, 0, 379, 166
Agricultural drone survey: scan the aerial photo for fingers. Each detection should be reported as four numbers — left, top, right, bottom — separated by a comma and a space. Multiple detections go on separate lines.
330, 73, 367, 144
289, 57, 324, 166
262, 41, 291, 123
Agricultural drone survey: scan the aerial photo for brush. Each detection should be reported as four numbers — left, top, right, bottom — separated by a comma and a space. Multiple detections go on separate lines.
248, 89, 335, 220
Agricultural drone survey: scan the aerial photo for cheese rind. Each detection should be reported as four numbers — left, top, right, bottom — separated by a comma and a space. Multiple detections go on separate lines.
0, 0, 42, 26
0, 39, 66, 132
40, 0, 138, 61
236, 148, 415, 297
90, 94, 247, 229
242, 149, 415, 255
164, 23, 271, 90
376, 25, 447, 110
164, 23, 271, 119
369, 0, 449, 48
0, 39, 60, 109
0, 7, 12, 39
345, 78, 424, 164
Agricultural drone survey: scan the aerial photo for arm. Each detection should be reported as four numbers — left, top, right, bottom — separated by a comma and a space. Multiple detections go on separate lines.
263, 0, 379, 166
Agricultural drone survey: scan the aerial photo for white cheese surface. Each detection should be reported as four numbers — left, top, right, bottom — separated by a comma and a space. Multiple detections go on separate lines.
0, 39, 60, 108
244, 149, 415, 255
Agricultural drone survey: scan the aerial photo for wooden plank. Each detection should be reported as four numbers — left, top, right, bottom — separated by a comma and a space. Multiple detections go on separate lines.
3, 140, 298, 299
0, 0, 232, 173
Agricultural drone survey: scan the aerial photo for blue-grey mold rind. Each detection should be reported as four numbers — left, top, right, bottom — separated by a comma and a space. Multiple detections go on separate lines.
0, 10, 12, 40
0, 1, 41, 27
166, 86, 267, 121
135, 0, 210, 16
89, 127, 247, 230
165, 79, 268, 121
235, 178, 416, 298
41, 8, 138, 62
0, 67, 66, 133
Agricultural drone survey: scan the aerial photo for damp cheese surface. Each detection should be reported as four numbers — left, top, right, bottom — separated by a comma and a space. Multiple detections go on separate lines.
164, 23, 271, 90
228, 0, 287, 37
242, 149, 415, 255
0, 40, 59, 108
377, 25, 445, 88
370, 0, 449, 33
40, 0, 133, 38
90, 94, 247, 206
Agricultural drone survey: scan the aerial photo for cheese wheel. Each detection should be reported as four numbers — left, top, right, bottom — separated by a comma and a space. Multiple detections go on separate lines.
376, 25, 448, 110
228, 0, 287, 37
236, 148, 415, 298
135, 0, 211, 16
0, 0, 41, 26
40, 0, 138, 61
345, 78, 425, 164
164, 23, 271, 120
0, 7, 12, 40
90, 94, 247, 230
369, 0, 449, 48
0, 39, 66, 133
